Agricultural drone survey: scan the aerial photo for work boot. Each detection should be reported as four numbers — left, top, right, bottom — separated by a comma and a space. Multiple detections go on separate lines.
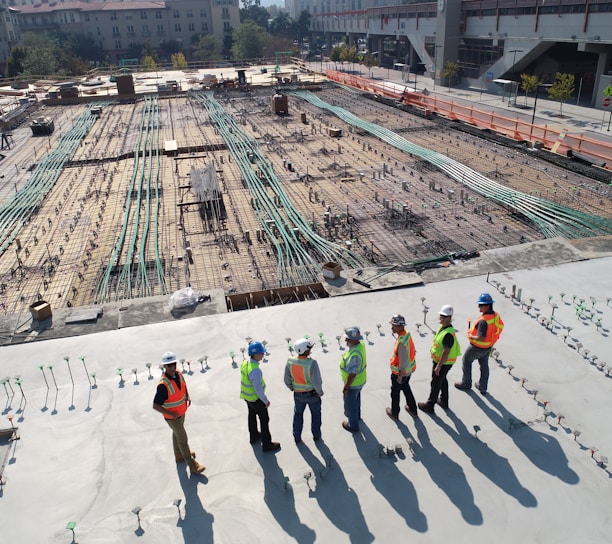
404, 405, 419, 418
454, 382, 471, 391
262, 442, 281, 452
436, 399, 449, 410
386, 407, 398, 421
418, 401, 434, 414
175, 451, 196, 463
189, 461, 206, 474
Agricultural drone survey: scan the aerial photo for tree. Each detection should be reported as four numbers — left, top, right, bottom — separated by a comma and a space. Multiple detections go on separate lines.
6, 46, 27, 77
240, 3, 269, 29
142, 55, 158, 72
296, 10, 311, 43
269, 12, 295, 38
21, 33, 58, 76
363, 52, 380, 78
232, 20, 270, 60
192, 34, 223, 63
171, 52, 188, 69
329, 45, 341, 69
339, 44, 357, 72
441, 61, 459, 90
547, 72, 574, 116
520, 73, 540, 106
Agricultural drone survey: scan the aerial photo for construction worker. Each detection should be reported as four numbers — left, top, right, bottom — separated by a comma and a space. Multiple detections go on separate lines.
240, 341, 280, 452
418, 305, 461, 413
386, 314, 418, 420
340, 326, 367, 432
284, 338, 324, 443
455, 293, 504, 395
153, 351, 206, 474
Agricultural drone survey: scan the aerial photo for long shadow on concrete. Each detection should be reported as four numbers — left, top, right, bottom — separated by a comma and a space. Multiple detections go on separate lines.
473, 393, 579, 484
254, 448, 316, 543
297, 439, 375, 543
437, 409, 538, 507
353, 422, 428, 533
176, 466, 214, 543
413, 416, 483, 525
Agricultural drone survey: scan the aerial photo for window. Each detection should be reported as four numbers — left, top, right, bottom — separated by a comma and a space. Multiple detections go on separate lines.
127, 24, 134, 34
156, 10, 162, 19
115, 40, 121, 48
223, 21, 230, 30
175, 23, 181, 31
110, 11, 117, 21
84, 13, 89, 22
69, 12, 74, 22
201, 22, 208, 31
157, 23, 164, 32
188, 22, 194, 31
186, 8, 193, 18
141, 11, 147, 19
112, 25, 120, 35
173, 9, 180, 18
200, 8, 206, 17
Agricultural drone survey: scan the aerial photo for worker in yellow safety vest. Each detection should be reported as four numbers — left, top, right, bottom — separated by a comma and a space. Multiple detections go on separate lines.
418, 305, 461, 413
340, 326, 367, 433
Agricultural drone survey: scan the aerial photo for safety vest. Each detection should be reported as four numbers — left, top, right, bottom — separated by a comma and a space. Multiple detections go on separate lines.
240, 359, 265, 401
468, 311, 504, 348
287, 357, 315, 392
159, 372, 188, 419
390, 330, 416, 375
430, 325, 461, 365
340, 341, 367, 387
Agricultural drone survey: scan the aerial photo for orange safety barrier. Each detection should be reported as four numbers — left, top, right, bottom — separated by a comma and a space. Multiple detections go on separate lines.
326, 70, 612, 171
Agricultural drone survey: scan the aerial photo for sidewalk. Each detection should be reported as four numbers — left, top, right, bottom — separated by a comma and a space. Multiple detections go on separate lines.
310, 61, 612, 143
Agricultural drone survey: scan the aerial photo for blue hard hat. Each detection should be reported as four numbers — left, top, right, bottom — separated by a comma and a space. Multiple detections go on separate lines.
248, 341, 267, 356
478, 293, 494, 305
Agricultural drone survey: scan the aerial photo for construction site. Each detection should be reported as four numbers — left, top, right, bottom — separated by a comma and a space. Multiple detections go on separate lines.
1, 65, 611, 319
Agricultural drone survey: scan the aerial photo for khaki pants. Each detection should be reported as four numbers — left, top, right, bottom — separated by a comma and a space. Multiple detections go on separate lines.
165, 414, 193, 462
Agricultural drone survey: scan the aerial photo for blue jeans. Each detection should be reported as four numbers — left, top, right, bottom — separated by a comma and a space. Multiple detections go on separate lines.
293, 391, 322, 440
343, 388, 361, 430
461, 344, 492, 391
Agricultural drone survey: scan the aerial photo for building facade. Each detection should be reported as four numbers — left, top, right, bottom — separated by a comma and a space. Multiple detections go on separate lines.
307, 0, 612, 106
6, 0, 239, 64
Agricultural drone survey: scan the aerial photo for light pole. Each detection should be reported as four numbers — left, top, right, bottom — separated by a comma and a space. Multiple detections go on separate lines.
433, 45, 443, 91
508, 49, 523, 104
531, 83, 552, 125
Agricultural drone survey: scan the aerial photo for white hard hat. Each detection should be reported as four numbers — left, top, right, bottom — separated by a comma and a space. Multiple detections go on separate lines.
439, 305, 454, 317
294, 337, 314, 355
161, 351, 178, 364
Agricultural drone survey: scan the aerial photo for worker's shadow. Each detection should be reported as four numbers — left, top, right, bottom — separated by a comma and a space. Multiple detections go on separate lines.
254, 448, 316, 543
413, 418, 483, 525
473, 393, 579, 484
297, 440, 375, 543
176, 466, 214, 543
438, 410, 537, 507
354, 422, 428, 533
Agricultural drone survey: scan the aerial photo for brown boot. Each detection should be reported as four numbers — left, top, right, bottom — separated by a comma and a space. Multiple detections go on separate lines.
189, 461, 206, 474
175, 451, 196, 463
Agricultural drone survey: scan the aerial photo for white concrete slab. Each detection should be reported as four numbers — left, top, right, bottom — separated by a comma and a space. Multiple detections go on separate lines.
0, 257, 611, 543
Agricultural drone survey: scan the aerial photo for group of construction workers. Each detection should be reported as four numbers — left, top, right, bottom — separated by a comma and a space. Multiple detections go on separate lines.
153, 293, 503, 472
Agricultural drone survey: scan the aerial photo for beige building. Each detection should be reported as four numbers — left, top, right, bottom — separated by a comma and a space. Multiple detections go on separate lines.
0, 0, 21, 70
9, 0, 239, 63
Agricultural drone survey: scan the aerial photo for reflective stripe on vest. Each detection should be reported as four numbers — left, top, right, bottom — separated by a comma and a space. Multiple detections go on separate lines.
240, 359, 264, 401
390, 330, 416, 374
469, 311, 504, 348
340, 341, 367, 387
430, 325, 461, 365
288, 357, 314, 392
160, 373, 188, 419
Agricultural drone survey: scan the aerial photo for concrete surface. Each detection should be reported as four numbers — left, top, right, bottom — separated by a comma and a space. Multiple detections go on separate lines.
0, 239, 611, 543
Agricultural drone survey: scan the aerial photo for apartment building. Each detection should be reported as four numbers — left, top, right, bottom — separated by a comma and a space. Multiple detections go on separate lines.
7, 0, 239, 63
